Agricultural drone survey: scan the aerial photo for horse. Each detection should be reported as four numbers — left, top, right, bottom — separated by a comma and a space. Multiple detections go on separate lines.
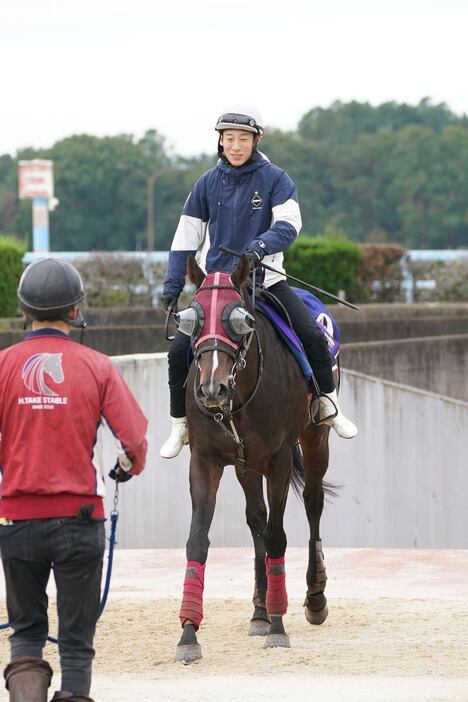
174, 254, 332, 662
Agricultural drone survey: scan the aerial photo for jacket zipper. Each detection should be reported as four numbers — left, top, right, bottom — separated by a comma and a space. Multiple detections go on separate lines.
232, 179, 239, 269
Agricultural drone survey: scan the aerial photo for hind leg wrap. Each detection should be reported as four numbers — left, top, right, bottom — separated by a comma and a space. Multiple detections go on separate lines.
265, 556, 288, 616
306, 539, 327, 594
179, 561, 205, 630
304, 540, 327, 610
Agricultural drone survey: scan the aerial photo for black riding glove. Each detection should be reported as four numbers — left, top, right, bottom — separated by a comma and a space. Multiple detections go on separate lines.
108, 464, 133, 483
244, 249, 265, 268
160, 292, 179, 312
108, 457, 133, 483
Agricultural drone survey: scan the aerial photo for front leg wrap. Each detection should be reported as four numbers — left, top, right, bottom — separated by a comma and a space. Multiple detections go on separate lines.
265, 556, 288, 616
179, 561, 206, 630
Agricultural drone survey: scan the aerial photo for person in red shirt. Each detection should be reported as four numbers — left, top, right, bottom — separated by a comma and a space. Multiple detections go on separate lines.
0, 259, 148, 702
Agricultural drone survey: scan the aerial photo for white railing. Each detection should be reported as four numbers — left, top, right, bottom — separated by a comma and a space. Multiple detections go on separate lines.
95, 354, 468, 549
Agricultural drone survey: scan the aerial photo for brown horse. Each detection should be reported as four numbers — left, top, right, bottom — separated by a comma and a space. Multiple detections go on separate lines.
175, 255, 331, 663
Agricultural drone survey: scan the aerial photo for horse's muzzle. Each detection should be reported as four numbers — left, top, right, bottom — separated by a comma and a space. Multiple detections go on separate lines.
196, 381, 230, 409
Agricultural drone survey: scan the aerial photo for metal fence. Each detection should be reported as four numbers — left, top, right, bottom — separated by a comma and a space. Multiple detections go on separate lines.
96, 354, 468, 549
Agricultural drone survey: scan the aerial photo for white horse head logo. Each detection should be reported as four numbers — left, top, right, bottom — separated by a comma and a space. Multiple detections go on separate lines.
22, 353, 64, 396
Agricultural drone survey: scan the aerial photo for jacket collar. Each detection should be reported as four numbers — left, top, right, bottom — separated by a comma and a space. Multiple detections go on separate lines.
217, 151, 268, 176
24, 328, 70, 340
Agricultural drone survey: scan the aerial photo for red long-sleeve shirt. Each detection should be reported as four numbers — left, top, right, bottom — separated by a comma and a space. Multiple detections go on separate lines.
0, 329, 148, 520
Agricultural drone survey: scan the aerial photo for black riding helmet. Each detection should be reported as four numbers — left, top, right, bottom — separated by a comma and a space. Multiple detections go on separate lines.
18, 258, 86, 328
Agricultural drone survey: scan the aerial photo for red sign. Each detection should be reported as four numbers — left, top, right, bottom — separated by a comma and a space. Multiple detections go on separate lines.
18, 160, 54, 199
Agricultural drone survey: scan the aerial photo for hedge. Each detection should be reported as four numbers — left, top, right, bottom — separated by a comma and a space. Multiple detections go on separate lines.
284, 236, 363, 303
0, 236, 26, 317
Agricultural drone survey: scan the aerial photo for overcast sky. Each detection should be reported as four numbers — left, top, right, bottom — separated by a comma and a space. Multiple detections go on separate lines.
2, 0, 468, 158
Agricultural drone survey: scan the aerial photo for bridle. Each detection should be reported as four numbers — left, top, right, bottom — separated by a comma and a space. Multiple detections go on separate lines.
193, 332, 263, 471
178, 273, 264, 470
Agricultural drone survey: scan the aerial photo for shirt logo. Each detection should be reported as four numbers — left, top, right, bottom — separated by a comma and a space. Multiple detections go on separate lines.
22, 353, 64, 396
251, 191, 263, 209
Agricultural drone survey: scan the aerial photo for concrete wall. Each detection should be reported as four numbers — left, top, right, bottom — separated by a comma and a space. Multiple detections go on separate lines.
331, 301, 468, 322
341, 334, 468, 402
2, 303, 468, 356
97, 354, 468, 550
0, 326, 170, 356
0, 307, 171, 354
338, 315, 468, 343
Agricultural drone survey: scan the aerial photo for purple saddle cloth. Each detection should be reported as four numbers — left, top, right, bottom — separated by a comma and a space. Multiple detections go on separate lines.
255, 287, 341, 379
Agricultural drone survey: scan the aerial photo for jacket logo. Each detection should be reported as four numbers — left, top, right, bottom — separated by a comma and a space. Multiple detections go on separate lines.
22, 353, 64, 396
251, 191, 263, 209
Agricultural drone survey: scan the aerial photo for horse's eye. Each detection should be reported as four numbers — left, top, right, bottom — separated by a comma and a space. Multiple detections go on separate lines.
174, 308, 199, 337
229, 307, 255, 336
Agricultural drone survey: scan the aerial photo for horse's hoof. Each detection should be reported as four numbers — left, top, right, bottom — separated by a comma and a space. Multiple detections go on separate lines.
263, 633, 291, 649
248, 619, 270, 636
174, 643, 202, 663
305, 604, 328, 625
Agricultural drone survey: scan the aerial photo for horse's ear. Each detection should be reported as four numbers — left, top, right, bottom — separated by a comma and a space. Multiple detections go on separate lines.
187, 255, 205, 288
231, 254, 251, 288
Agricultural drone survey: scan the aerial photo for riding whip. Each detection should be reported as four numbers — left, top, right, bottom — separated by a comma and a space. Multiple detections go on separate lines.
219, 245, 360, 311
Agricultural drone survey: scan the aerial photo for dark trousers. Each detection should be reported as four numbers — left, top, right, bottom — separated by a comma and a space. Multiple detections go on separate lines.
167, 280, 335, 418
0, 517, 105, 695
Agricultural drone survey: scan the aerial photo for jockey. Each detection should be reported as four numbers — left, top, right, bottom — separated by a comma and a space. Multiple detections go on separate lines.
0, 259, 148, 702
160, 105, 357, 458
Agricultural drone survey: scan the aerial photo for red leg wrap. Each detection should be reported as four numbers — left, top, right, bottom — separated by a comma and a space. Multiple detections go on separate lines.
265, 555, 288, 616
179, 560, 205, 629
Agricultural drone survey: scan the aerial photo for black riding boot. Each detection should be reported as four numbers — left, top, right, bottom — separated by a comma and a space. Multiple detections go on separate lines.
4, 656, 52, 702
51, 692, 95, 702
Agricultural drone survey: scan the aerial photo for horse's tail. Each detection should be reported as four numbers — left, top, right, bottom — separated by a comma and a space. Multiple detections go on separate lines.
291, 441, 306, 500
323, 481, 341, 500
291, 443, 341, 501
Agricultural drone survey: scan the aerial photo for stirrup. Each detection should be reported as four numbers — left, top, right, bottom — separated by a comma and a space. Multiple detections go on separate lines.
309, 393, 338, 426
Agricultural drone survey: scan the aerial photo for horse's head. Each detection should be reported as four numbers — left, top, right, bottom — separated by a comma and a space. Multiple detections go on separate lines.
44, 353, 64, 384
176, 255, 255, 410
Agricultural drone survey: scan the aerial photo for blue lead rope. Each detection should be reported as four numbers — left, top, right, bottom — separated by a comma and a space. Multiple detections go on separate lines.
0, 489, 119, 645
98, 509, 119, 617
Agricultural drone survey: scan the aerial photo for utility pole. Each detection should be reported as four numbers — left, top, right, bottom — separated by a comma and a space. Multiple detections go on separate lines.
146, 171, 162, 253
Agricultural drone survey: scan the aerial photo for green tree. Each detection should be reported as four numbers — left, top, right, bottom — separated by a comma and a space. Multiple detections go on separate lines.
0, 236, 26, 317
298, 98, 457, 145
1, 100, 468, 252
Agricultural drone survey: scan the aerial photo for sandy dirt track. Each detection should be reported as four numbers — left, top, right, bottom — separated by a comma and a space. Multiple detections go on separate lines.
0, 548, 467, 701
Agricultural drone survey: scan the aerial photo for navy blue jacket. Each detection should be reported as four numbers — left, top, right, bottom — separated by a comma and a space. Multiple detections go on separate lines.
163, 152, 302, 296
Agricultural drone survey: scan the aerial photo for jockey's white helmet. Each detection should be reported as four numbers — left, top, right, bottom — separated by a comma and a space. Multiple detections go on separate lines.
215, 104, 264, 136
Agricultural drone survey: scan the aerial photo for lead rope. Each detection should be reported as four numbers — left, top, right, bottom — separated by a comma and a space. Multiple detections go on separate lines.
0, 483, 120, 644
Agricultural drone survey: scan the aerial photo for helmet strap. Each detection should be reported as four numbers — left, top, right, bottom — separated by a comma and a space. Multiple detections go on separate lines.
79, 321, 87, 345
22, 312, 32, 331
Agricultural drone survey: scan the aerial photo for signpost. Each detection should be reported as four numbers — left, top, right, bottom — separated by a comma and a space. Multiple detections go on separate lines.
18, 160, 58, 253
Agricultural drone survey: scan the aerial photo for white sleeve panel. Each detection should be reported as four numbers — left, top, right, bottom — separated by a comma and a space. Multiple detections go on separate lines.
271, 199, 302, 235
171, 215, 207, 251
